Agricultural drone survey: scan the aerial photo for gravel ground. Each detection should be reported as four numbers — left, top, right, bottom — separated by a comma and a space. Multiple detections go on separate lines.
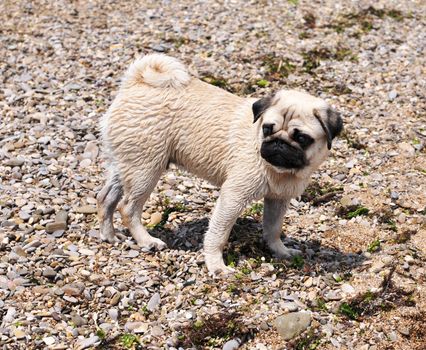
1, 0, 425, 349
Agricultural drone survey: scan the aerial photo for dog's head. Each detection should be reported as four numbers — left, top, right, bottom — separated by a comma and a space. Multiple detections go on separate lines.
252, 90, 343, 175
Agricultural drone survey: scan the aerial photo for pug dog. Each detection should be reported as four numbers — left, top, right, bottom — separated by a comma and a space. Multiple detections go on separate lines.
97, 54, 343, 274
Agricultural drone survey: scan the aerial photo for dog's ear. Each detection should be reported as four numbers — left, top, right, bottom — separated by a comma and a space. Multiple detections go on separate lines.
326, 107, 344, 140
252, 96, 273, 123
313, 108, 343, 150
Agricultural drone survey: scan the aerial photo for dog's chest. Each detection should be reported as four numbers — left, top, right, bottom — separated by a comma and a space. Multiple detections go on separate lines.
266, 176, 307, 200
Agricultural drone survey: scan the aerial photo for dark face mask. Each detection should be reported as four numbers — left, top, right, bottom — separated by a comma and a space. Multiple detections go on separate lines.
260, 139, 307, 169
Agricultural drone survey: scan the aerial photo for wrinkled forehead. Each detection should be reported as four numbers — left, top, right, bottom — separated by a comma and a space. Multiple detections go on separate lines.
272, 90, 328, 118
263, 90, 329, 133
287, 116, 324, 137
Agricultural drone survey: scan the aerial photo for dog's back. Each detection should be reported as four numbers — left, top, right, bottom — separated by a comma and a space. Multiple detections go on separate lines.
102, 54, 252, 186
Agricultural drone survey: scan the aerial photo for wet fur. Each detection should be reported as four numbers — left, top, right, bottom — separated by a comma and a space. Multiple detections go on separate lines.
97, 54, 342, 274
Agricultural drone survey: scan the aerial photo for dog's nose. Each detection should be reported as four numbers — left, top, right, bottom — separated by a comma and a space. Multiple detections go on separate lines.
262, 123, 275, 137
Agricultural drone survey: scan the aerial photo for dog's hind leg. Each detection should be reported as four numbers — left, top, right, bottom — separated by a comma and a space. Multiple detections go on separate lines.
119, 168, 167, 251
97, 172, 123, 243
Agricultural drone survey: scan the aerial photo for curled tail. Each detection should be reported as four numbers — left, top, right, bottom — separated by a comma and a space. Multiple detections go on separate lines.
122, 54, 191, 89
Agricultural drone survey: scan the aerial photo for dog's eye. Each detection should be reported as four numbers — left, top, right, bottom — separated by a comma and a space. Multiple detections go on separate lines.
293, 129, 314, 148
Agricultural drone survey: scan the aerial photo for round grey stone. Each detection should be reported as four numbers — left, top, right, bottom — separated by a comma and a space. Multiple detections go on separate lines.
275, 312, 312, 340
147, 292, 161, 311
42, 267, 57, 279
223, 338, 241, 350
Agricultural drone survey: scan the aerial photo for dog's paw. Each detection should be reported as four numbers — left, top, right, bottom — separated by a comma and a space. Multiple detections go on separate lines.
139, 237, 167, 251
212, 265, 236, 276
205, 254, 235, 276
100, 230, 119, 244
209, 265, 235, 277
275, 247, 302, 260
267, 239, 302, 260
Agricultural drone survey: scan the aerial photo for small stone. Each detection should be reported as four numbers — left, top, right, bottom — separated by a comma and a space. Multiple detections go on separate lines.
370, 261, 385, 273
3, 307, 16, 323
389, 331, 398, 341
260, 322, 269, 331
290, 198, 299, 207
54, 288, 64, 296
340, 196, 352, 207
43, 267, 57, 279
404, 255, 414, 264
398, 327, 410, 336
147, 292, 161, 311
322, 323, 333, 337
324, 291, 342, 301
52, 230, 65, 238
345, 159, 356, 169
76, 336, 100, 350
275, 312, 311, 340
151, 325, 164, 337
75, 205, 97, 214
55, 210, 68, 223
83, 141, 99, 160
99, 323, 114, 332
127, 250, 139, 258
388, 90, 397, 101
38, 136, 51, 144
46, 221, 67, 233
223, 338, 241, 350
4, 158, 25, 167
398, 143, 415, 157
43, 336, 56, 346
109, 308, 119, 321
341, 283, 356, 294
390, 191, 399, 200
79, 159, 92, 168
151, 44, 166, 52
182, 180, 194, 188
163, 189, 174, 197
71, 314, 87, 327
125, 321, 148, 333
51, 312, 61, 322
256, 344, 268, 350
397, 213, 406, 223
19, 211, 30, 221
166, 336, 179, 347
330, 337, 340, 348
165, 174, 176, 185
63, 295, 78, 303
109, 293, 121, 306
1, 220, 16, 228
79, 248, 95, 256
14, 246, 27, 257
14, 329, 26, 339
67, 83, 82, 90
149, 212, 162, 226
250, 271, 261, 281
63, 283, 84, 296
304, 277, 313, 287
282, 302, 299, 312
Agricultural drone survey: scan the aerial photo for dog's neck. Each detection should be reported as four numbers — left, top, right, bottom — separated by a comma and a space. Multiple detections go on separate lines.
264, 165, 309, 199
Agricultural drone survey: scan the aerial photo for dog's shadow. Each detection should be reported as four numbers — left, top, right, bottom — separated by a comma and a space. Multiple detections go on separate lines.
150, 217, 366, 275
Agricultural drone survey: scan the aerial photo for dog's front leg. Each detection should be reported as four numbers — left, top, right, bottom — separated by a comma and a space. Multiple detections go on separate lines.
204, 185, 249, 275
263, 197, 302, 259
